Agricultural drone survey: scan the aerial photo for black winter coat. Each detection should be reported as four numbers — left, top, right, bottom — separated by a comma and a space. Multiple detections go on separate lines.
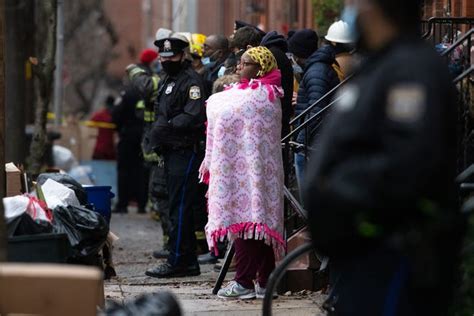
295, 45, 340, 144
261, 31, 294, 138
150, 63, 207, 150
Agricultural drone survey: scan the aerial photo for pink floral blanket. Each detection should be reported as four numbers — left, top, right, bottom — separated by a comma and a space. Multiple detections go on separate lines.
200, 72, 285, 258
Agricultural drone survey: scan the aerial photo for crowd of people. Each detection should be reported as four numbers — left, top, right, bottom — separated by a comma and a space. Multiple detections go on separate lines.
104, 0, 466, 314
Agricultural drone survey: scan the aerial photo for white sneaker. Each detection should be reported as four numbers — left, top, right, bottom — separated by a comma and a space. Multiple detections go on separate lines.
255, 282, 278, 299
217, 281, 256, 300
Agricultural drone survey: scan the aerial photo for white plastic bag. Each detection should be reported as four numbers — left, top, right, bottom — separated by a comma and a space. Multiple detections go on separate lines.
53, 145, 78, 172
3, 194, 51, 222
41, 178, 81, 209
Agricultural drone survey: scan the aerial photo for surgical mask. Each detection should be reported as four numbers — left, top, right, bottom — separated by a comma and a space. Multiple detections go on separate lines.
288, 53, 303, 74
292, 64, 303, 74
161, 60, 182, 76
217, 66, 226, 78
341, 5, 359, 41
201, 57, 211, 66
202, 50, 221, 66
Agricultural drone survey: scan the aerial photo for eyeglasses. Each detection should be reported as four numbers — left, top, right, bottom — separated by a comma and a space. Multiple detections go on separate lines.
240, 61, 259, 67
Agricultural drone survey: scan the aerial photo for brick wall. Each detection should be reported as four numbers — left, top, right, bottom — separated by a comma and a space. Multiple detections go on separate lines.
462, 0, 474, 17
423, 0, 474, 18
104, 0, 143, 79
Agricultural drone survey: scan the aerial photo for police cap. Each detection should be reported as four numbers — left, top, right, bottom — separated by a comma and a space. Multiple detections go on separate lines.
154, 36, 189, 57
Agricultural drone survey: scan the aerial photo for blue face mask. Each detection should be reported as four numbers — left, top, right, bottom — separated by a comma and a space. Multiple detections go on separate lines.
201, 57, 211, 66
217, 66, 226, 78
341, 5, 359, 41
292, 64, 303, 74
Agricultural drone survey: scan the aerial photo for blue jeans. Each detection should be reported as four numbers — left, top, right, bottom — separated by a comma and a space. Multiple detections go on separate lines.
294, 152, 306, 199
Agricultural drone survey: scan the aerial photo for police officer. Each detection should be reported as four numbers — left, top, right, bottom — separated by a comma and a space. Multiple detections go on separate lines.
304, 0, 464, 314
127, 44, 172, 251
145, 34, 207, 278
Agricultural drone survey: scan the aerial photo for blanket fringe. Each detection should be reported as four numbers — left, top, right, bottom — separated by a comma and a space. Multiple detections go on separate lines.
209, 222, 286, 260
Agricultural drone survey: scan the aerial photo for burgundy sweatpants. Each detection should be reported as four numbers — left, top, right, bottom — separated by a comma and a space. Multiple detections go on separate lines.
234, 238, 276, 290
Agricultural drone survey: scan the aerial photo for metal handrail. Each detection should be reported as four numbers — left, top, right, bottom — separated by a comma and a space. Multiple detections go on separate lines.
422, 17, 474, 39
289, 75, 353, 126
282, 96, 341, 143
441, 28, 474, 57
454, 65, 474, 84
283, 186, 307, 220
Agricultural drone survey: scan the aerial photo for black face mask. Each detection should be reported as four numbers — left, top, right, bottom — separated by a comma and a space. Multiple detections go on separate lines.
161, 60, 182, 76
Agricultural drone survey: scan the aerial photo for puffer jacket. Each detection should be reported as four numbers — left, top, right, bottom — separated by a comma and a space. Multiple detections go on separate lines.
295, 45, 340, 145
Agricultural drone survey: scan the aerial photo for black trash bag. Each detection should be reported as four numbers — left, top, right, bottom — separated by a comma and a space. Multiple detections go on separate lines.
37, 173, 88, 205
52, 205, 109, 258
103, 292, 181, 316
6, 212, 52, 237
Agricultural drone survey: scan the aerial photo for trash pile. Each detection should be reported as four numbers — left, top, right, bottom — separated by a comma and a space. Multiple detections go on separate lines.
4, 163, 117, 278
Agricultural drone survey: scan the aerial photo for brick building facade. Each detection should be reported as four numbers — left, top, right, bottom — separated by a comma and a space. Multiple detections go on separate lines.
104, 0, 313, 79
422, 0, 474, 18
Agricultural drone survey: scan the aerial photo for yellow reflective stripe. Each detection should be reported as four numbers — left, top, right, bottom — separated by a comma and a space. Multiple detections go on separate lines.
83, 121, 116, 129
195, 231, 206, 240
143, 151, 160, 162
129, 67, 145, 78
136, 100, 145, 109
152, 75, 159, 91
144, 110, 155, 122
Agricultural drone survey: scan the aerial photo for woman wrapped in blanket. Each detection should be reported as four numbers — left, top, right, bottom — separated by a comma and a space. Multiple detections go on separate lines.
199, 46, 285, 299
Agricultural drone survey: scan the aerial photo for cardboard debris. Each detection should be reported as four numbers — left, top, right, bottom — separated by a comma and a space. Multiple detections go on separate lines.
0, 263, 104, 316
5, 162, 22, 197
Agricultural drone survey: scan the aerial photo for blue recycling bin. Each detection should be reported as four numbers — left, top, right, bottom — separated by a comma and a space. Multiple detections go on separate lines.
83, 185, 115, 223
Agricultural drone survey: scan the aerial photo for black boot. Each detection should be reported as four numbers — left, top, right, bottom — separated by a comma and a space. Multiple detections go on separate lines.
152, 249, 170, 259
145, 262, 200, 278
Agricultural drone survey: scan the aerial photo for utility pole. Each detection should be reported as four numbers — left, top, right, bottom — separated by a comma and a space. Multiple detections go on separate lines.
0, 0, 7, 262
53, 0, 63, 127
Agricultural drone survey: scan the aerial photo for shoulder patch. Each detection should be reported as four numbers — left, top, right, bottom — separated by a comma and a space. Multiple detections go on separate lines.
189, 86, 201, 100
386, 84, 426, 123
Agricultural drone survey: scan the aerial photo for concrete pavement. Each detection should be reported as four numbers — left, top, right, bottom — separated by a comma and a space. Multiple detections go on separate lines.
104, 211, 326, 315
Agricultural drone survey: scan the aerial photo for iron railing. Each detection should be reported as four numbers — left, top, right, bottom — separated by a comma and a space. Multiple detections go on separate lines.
422, 17, 474, 45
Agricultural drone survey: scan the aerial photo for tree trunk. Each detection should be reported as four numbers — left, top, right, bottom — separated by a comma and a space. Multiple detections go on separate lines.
0, 0, 7, 262
27, 0, 57, 176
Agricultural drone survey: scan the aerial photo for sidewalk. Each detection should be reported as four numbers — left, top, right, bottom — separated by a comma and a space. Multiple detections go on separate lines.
104, 211, 326, 315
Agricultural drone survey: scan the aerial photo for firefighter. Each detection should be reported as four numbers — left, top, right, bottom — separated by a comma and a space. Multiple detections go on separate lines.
111, 85, 147, 214
145, 34, 207, 278
304, 0, 464, 314
126, 46, 171, 231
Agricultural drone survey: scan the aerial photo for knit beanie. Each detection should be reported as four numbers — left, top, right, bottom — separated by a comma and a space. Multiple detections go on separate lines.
140, 49, 158, 64
288, 29, 319, 59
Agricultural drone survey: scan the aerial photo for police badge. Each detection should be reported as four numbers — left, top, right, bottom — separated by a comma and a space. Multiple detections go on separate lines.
164, 40, 172, 52
165, 82, 175, 94
189, 86, 201, 100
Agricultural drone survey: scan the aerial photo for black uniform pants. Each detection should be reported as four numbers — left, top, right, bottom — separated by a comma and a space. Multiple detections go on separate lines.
164, 148, 203, 267
149, 162, 170, 236
116, 139, 147, 210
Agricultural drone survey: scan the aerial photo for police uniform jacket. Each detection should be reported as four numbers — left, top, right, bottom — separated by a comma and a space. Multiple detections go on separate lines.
150, 62, 207, 150
304, 36, 459, 259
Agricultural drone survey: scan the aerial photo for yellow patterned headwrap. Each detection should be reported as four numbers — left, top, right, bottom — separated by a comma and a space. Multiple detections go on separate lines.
246, 46, 278, 77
